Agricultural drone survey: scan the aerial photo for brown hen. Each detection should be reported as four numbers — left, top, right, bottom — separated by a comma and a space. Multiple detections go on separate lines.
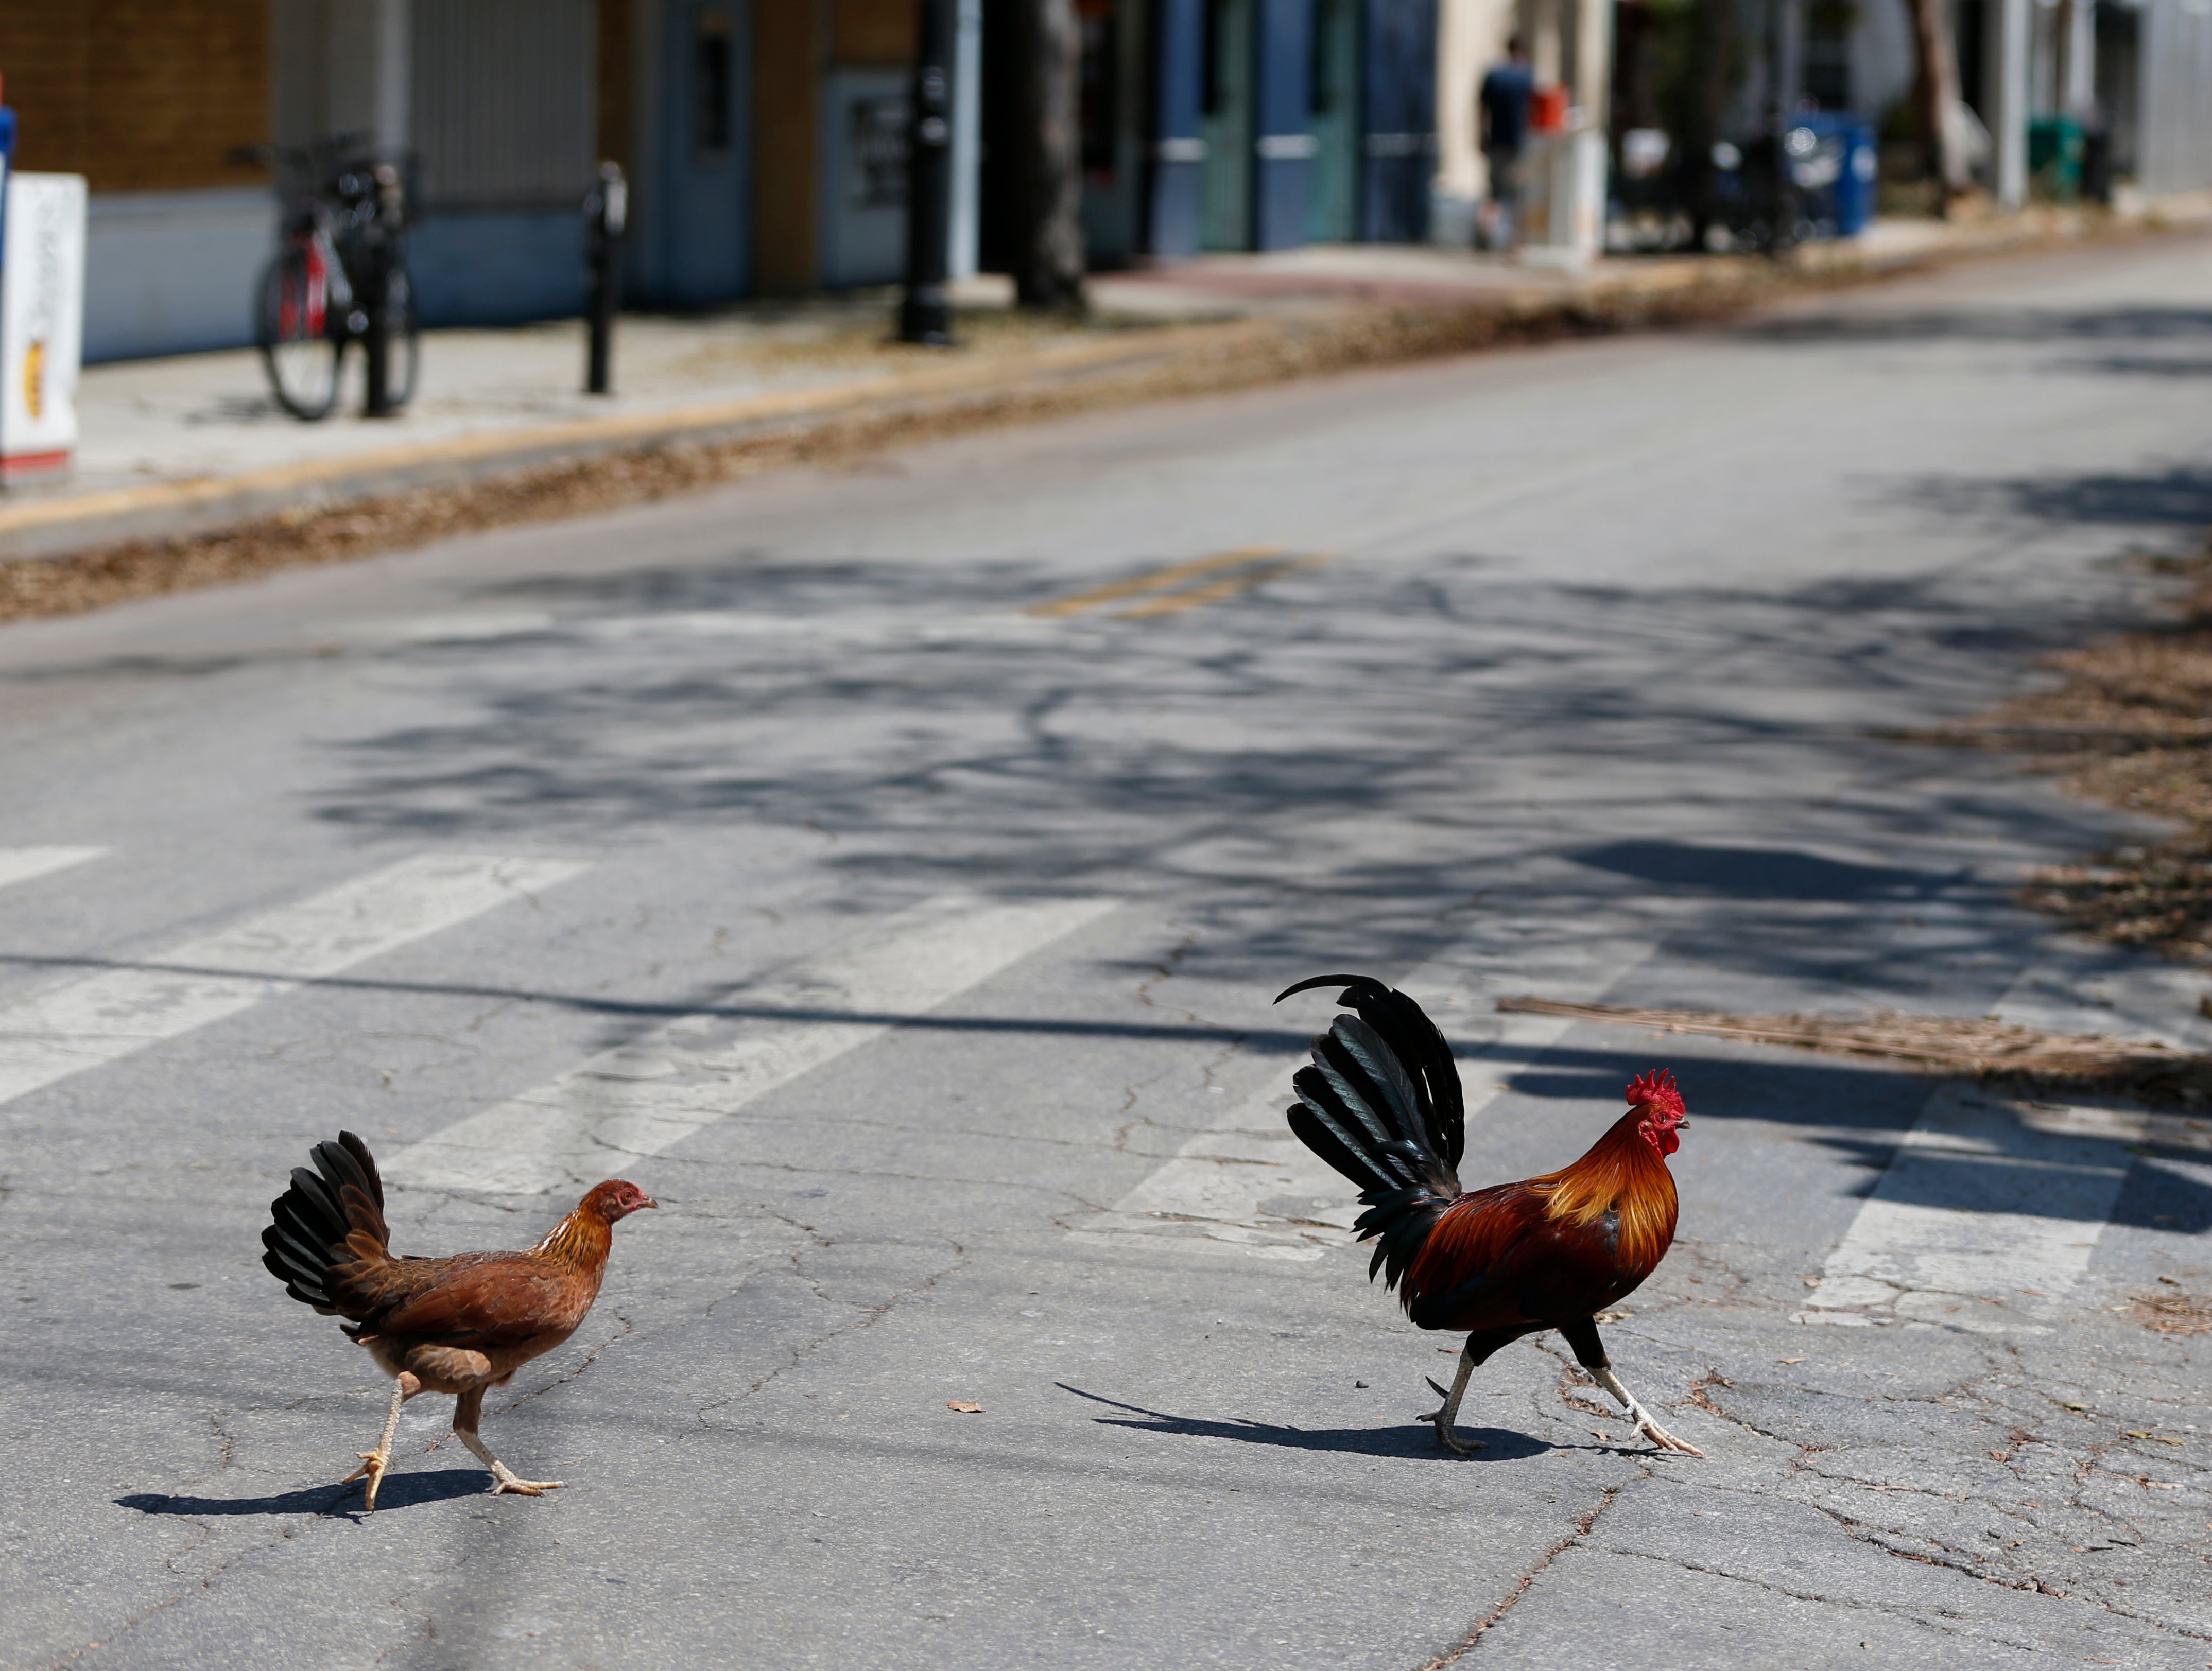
261, 1132, 654, 1509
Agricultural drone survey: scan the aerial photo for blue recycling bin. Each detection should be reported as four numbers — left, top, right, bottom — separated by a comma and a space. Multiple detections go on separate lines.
0, 99, 15, 243
1785, 114, 1877, 239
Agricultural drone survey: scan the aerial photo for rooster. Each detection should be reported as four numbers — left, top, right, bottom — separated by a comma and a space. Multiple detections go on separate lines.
261, 1132, 655, 1510
1277, 974, 1702, 1457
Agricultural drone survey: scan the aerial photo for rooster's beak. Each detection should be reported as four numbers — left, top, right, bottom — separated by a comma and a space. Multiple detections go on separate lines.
1677, 1118, 1691, 1130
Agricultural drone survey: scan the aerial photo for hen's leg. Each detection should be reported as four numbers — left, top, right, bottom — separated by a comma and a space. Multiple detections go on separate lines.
452, 1386, 564, 1497
343, 1371, 421, 1511
1418, 1345, 1487, 1455
1558, 1318, 1703, 1456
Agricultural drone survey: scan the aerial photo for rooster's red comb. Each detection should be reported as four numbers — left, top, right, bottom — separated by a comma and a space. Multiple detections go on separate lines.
1625, 1069, 1684, 1117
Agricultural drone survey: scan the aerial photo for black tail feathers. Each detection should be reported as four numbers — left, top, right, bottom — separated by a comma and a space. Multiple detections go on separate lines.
1276, 974, 1467, 1290
261, 1131, 388, 1314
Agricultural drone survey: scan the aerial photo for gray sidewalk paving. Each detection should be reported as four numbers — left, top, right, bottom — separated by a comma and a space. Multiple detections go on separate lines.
5, 199, 2206, 566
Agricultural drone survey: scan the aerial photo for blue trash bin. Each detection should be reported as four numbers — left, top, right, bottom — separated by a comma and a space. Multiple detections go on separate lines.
1787, 113, 1876, 238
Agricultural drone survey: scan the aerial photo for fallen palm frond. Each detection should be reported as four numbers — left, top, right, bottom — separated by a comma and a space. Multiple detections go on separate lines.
1495, 994, 2212, 1106
2134, 1289, 2212, 1334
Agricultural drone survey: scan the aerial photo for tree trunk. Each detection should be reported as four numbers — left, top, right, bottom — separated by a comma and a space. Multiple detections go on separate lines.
1009, 0, 1086, 309
1906, 0, 1968, 206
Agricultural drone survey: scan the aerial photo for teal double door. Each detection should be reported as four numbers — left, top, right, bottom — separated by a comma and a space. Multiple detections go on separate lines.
1198, 0, 1362, 251
1199, 0, 1255, 249
1307, 0, 1359, 242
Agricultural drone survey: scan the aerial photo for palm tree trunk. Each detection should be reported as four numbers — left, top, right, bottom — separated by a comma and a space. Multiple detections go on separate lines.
1009, 0, 1087, 308
1906, 0, 1968, 206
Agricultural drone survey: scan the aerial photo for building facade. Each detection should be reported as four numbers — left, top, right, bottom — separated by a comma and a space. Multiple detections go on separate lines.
1, 0, 1448, 361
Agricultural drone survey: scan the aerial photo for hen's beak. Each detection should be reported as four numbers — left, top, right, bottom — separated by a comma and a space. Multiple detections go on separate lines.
641, 1196, 660, 1210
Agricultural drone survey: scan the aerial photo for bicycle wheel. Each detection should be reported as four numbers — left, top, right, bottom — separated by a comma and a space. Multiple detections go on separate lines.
384, 264, 422, 411
255, 248, 341, 421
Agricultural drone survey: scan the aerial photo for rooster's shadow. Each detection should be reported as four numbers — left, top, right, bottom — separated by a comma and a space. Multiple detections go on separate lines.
117, 1468, 493, 1519
1058, 1383, 1551, 1461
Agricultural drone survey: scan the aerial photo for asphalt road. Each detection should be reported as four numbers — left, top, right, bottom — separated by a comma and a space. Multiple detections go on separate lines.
4, 236, 2211, 1671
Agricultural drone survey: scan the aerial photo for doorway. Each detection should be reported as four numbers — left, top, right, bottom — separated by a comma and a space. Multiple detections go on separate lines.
655, 0, 750, 304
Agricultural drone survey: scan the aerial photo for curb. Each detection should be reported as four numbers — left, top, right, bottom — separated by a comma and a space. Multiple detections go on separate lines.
0, 330, 1196, 563
4, 201, 2207, 570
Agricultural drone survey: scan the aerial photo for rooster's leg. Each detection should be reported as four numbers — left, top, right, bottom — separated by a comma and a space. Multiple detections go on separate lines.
452, 1386, 564, 1498
1419, 1345, 1487, 1455
343, 1371, 421, 1511
1558, 1318, 1702, 1456
1588, 1367, 1703, 1455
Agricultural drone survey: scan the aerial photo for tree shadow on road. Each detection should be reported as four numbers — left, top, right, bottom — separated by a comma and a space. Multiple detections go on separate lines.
1056, 1382, 1553, 1462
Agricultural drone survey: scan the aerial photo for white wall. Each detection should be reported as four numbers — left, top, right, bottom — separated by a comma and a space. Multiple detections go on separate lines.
82, 189, 272, 362
1435, 0, 1519, 242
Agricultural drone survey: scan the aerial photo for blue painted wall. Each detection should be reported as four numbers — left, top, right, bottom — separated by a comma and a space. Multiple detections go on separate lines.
1145, 0, 1206, 257
1251, 0, 1314, 249
1360, 0, 1435, 242
409, 209, 588, 328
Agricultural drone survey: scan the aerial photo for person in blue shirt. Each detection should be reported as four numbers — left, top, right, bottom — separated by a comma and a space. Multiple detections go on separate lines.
1478, 37, 1534, 249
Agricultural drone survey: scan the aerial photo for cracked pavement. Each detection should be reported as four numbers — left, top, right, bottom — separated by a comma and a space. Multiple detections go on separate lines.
2, 237, 2211, 1668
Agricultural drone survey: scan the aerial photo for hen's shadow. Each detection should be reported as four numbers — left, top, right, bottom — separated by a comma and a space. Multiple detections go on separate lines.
1058, 1383, 1552, 1461
118, 1467, 492, 1519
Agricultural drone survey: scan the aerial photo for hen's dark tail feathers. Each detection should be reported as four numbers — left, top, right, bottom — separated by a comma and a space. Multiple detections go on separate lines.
1276, 974, 1466, 1291
261, 1132, 390, 1315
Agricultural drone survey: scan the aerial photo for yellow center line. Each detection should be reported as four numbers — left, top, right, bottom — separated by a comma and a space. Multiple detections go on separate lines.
1113, 553, 1332, 619
1023, 545, 1285, 618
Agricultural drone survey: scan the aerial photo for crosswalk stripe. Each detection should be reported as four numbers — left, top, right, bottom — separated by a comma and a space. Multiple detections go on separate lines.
388, 893, 1121, 1196
1066, 919, 1664, 1262
1795, 1082, 2130, 1334
0, 847, 107, 891
0, 854, 587, 1111
1795, 961, 2176, 1333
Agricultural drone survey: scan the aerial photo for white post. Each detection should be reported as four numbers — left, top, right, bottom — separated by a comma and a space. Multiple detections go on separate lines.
2060, 0, 2095, 116
1985, 0, 2030, 206
371, 0, 410, 151
1571, 0, 1612, 123
949, 0, 982, 280
325, 0, 410, 151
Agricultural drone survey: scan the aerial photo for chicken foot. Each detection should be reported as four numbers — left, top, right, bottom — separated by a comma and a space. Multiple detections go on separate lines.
343, 1371, 421, 1511
1588, 1366, 1704, 1456
1419, 1348, 1487, 1455
452, 1387, 563, 1498
1554, 1317, 1703, 1456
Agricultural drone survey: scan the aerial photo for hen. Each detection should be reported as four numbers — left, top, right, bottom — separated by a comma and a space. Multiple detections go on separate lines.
1278, 974, 1702, 1457
261, 1132, 655, 1509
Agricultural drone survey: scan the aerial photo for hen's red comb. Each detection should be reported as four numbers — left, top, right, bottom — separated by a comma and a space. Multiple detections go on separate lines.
1625, 1068, 1684, 1116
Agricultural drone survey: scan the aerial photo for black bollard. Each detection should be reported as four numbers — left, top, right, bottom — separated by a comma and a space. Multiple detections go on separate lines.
585, 161, 627, 395
898, 0, 955, 346
361, 162, 404, 417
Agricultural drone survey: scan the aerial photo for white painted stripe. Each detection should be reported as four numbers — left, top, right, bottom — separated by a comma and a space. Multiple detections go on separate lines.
1066, 919, 1664, 1262
0, 847, 107, 890
1795, 960, 2178, 1332
390, 893, 1120, 1196
0, 854, 587, 1110
1796, 1083, 2131, 1333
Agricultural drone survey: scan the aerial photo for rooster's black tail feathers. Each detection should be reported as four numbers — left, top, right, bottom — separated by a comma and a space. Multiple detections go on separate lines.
261, 1132, 389, 1314
1276, 974, 1466, 1289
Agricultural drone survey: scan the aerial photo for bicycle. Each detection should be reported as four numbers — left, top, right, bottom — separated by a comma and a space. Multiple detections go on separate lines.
240, 136, 421, 421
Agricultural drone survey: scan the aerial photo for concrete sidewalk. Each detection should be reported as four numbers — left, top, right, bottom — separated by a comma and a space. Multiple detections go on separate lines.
5, 196, 2207, 565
